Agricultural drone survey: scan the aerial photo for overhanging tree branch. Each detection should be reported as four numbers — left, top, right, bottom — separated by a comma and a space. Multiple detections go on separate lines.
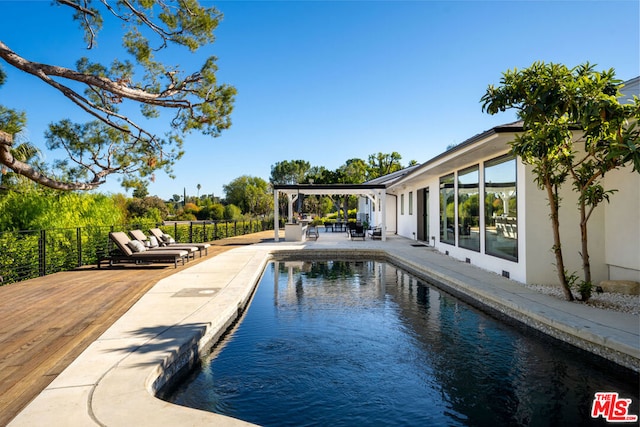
0, 0, 236, 191
0, 130, 100, 190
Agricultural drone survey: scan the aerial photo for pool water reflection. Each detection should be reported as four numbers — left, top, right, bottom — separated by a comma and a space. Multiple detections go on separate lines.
167, 260, 639, 426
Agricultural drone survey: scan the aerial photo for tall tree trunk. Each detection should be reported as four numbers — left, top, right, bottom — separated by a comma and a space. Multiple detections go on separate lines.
544, 176, 573, 301
343, 197, 348, 221
579, 199, 592, 285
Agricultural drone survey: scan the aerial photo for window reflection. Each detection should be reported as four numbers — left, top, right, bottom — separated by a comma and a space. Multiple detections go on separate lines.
458, 165, 480, 252
439, 174, 455, 245
484, 156, 517, 261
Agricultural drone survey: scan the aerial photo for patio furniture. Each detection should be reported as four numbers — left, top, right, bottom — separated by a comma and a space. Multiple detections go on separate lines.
350, 223, 366, 240
346, 222, 356, 236
306, 225, 319, 240
368, 226, 382, 240
148, 228, 210, 256
324, 223, 334, 232
99, 232, 189, 268
129, 229, 198, 259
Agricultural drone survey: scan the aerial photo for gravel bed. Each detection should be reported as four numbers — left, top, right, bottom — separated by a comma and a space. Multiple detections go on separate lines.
523, 284, 639, 316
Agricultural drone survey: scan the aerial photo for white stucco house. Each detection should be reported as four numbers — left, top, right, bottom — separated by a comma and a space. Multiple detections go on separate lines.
363, 77, 640, 286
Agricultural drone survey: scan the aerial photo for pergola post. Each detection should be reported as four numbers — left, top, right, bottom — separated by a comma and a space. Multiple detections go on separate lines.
274, 189, 280, 242
380, 190, 387, 241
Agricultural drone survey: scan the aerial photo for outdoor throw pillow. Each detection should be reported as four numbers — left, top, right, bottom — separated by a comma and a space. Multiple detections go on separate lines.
162, 233, 176, 244
126, 240, 146, 252
149, 236, 159, 248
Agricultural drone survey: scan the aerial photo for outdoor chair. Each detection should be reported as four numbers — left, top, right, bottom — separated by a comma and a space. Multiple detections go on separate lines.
98, 232, 189, 268
148, 228, 210, 257
346, 222, 356, 237
306, 225, 319, 240
350, 224, 366, 240
368, 226, 382, 240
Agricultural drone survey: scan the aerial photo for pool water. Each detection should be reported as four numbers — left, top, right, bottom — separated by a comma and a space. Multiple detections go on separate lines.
166, 260, 639, 426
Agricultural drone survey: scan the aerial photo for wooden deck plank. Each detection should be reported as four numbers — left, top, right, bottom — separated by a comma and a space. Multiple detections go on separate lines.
0, 231, 275, 426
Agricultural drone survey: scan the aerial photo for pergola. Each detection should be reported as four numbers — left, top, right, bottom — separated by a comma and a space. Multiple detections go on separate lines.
273, 184, 388, 241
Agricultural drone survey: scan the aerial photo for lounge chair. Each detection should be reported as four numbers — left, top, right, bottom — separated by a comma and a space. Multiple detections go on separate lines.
350, 224, 366, 240
147, 228, 210, 257
98, 232, 189, 268
129, 229, 200, 259
129, 229, 198, 260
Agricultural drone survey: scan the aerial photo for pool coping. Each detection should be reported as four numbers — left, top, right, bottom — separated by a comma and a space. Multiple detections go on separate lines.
9, 237, 640, 426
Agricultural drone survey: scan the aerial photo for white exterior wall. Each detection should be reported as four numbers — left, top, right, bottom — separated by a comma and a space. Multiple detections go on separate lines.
396, 190, 413, 239
436, 156, 527, 283
365, 193, 397, 234
604, 168, 640, 281
522, 164, 607, 286
394, 151, 529, 283
385, 194, 397, 234
393, 148, 619, 287
606, 76, 640, 281
394, 175, 431, 241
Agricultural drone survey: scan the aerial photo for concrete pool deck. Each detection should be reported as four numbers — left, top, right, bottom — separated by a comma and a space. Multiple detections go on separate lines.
9, 232, 640, 426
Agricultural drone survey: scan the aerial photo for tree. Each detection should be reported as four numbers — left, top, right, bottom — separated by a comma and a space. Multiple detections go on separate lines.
223, 204, 242, 221
481, 62, 640, 301
126, 195, 168, 222
0, 140, 43, 191
223, 175, 271, 215
338, 158, 369, 184
304, 166, 335, 184
0, 0, 236, 191
0, 188, 124, 231
197, 201, 224, 220
131, 182, 149, 199
565, 67, 640, 293
367, 152, 404, 179
269, 160, 311, 185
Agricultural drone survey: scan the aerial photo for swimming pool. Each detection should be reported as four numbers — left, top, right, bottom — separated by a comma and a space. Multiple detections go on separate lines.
166, 260, 639, 426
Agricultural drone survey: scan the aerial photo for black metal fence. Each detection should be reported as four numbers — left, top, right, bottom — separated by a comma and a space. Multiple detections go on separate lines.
0, 219, 274, 286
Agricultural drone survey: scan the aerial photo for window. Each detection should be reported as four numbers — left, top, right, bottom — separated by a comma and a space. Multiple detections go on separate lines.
401, 194, 405, 215
484, 155, 517, 261
458, 165, 479, 252
439, 174, 455, 245
408, 191, 413, 215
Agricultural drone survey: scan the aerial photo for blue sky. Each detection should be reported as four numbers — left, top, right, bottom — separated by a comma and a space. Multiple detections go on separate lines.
1, 0, 639, 200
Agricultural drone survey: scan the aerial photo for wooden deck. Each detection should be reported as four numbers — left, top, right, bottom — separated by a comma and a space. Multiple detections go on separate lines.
0, 231, 276, 426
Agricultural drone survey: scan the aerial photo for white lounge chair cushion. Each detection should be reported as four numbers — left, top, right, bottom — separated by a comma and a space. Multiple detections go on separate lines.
127, 240, 147, 252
